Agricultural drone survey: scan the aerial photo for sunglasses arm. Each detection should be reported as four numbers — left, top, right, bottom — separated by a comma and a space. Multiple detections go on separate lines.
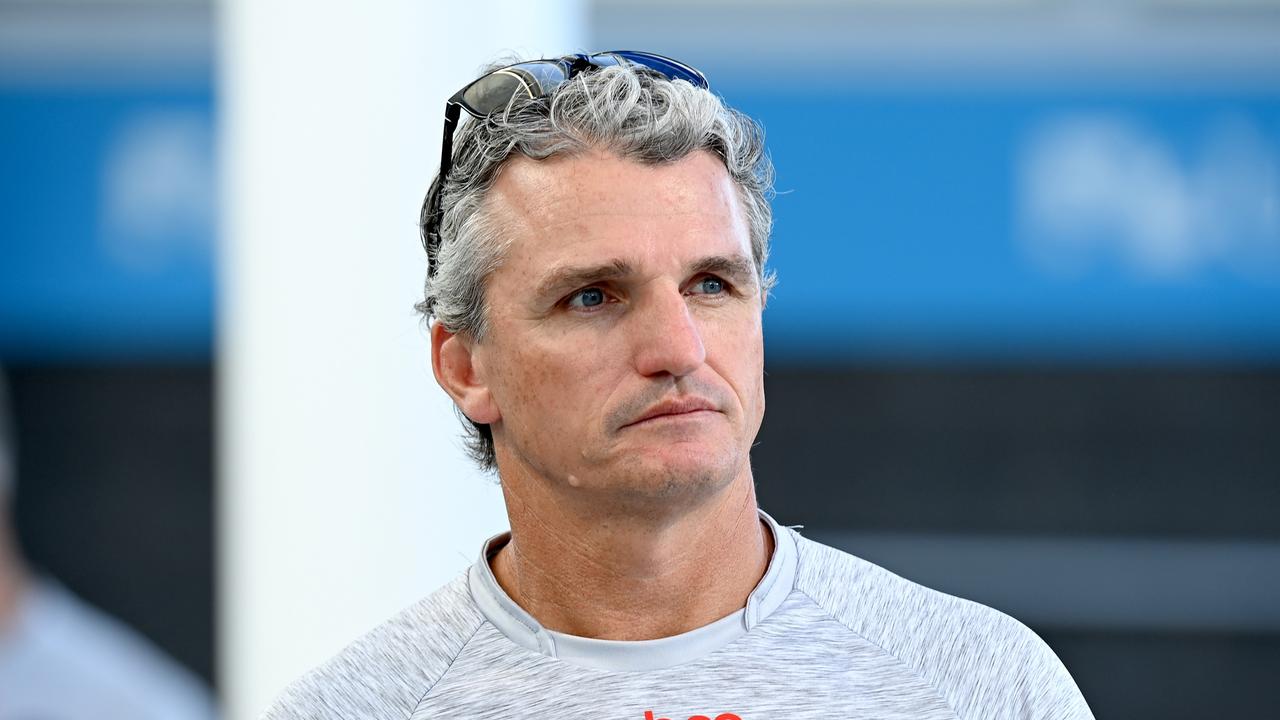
438, 101, 463, 182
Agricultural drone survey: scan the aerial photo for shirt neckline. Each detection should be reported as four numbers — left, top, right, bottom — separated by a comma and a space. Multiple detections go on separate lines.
466, 507, 798, 672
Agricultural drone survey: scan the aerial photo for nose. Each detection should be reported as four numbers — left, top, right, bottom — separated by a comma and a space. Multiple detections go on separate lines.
631, 284, 706, 378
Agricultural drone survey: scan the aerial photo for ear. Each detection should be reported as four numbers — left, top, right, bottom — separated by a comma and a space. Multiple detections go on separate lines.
431, 322, 501, 425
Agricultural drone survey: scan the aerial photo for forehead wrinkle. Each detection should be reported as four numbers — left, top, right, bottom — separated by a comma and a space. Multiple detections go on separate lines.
514, 152, 733, 227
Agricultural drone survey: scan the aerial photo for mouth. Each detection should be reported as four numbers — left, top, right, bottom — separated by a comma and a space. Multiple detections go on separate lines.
621, 397, 719, 429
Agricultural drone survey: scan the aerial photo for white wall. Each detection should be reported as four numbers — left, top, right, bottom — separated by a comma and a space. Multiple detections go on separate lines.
216, 3, 584, 717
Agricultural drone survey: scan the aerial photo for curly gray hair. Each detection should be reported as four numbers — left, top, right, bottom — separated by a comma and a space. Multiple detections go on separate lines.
417, 59, 777, 471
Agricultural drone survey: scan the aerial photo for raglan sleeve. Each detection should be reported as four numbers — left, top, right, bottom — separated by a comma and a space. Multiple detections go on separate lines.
986, 616, 1096, 720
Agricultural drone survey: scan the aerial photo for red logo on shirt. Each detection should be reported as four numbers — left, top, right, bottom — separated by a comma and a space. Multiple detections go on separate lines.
645, 707, 747, 712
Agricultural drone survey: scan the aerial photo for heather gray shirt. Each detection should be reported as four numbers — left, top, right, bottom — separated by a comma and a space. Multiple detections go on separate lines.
264, 509, 1094, 720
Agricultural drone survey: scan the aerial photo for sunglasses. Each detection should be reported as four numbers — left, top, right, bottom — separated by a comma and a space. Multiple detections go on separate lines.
422, 51, 710, 278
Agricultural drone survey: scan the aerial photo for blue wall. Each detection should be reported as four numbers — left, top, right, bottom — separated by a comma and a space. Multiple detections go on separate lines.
720, 84, 1280, 362
1, 87, 215, 360
4, 78, 1279, 363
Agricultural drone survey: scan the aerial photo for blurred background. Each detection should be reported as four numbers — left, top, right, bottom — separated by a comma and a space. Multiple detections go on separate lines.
1, 0, 1277, 718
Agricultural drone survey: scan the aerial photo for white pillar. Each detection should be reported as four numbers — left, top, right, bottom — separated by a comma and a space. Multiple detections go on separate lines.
216, 3, 584, 718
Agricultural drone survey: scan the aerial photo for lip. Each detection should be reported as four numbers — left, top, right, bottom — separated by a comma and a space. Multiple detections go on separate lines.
622, 397, 719, 428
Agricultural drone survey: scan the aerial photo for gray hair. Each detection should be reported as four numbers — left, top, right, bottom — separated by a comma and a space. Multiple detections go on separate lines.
416, 59, 777, 471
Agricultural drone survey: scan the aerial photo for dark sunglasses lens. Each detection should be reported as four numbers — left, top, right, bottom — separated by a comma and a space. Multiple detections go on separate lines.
459, 62, 568, 115
606, 51, 707, 88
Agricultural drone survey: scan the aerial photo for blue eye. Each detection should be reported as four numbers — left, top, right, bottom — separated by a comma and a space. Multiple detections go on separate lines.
570, 287, 606, 308
694, 277, 725, 294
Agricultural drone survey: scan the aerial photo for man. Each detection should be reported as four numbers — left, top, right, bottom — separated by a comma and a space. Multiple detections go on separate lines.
0, 369, 216, 719
266, 52, 1094, 719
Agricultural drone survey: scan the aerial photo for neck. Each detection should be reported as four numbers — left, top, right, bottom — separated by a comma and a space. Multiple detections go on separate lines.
489, 466, 772, 641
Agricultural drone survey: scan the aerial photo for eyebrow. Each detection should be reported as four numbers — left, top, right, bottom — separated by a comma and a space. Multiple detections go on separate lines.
534, 259, 635, 301
689, 255, 758, 289
532, 254, 759, 302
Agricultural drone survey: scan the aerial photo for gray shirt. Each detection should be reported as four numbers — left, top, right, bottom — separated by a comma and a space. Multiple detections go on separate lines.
265, 509, 1094, 720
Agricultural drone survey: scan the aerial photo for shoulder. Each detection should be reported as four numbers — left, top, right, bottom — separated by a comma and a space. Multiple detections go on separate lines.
261, 573, 486, 720
791, 532, 1094, 720
1, 578, 215, 720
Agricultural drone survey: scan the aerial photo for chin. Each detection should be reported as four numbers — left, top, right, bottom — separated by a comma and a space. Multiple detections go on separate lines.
617, 442, 743, 495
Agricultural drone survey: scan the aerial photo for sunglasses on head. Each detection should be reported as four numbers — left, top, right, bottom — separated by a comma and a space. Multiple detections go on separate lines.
422, 51, 710, 279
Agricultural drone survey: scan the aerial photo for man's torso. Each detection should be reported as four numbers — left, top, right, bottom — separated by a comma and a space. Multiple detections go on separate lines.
264, 511, 1093, 720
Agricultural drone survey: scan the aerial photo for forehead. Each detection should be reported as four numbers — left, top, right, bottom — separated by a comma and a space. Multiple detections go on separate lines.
486, 149, 752, 274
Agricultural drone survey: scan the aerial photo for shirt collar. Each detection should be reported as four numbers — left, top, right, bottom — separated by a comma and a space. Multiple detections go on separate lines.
467, 507, 798, 672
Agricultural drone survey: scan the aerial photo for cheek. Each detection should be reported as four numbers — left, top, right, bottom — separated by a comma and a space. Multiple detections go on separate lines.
493, 336, 613, 432
746, 330, 767, 419
708, 313, 766, 413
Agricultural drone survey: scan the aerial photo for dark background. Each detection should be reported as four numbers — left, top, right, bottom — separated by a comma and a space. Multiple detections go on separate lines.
7, 363, 215, 684
753, 364, 1280, 718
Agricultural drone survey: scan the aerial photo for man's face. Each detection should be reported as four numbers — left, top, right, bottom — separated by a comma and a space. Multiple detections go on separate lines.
464, 149, 766, 512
